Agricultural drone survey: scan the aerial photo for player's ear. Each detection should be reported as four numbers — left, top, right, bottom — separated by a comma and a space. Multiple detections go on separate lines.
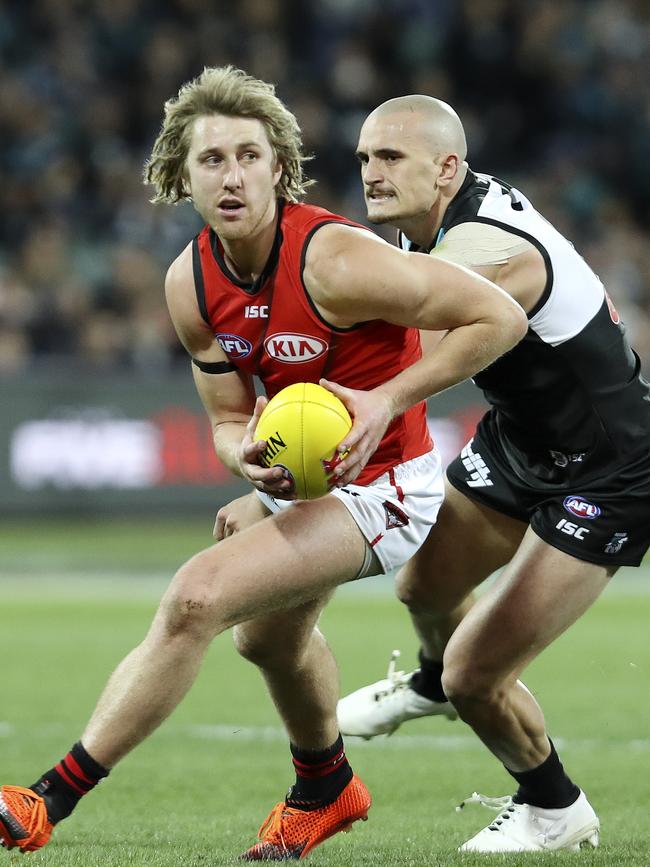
436, 153, 460, 187
272, 160, 283, 188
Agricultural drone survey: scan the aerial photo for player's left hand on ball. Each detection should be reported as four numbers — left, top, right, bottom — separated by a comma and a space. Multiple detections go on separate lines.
319, 378, 394, 487
239, 396, 296, 499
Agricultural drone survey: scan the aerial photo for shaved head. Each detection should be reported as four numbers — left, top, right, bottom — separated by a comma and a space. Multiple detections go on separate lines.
368, 95, 467, 161
357, 95, 468, 245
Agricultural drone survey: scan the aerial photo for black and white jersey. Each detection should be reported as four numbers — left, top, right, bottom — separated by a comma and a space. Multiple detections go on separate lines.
400, 170, 650, 487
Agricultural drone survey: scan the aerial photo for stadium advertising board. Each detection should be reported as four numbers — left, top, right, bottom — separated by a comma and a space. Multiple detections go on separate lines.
0, 374, 483, 515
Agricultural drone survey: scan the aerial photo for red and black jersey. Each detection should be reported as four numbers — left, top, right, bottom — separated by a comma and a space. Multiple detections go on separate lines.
192, 199, 432, 485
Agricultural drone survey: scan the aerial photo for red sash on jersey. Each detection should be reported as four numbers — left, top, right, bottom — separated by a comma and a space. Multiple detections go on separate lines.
192, 200, 432, 484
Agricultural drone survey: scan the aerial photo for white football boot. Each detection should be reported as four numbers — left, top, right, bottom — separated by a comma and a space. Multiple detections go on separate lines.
457, 789, 600, 852
337, 650, 457, 738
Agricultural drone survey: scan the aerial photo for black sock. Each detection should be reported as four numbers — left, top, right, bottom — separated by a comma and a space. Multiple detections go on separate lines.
30, 742, 109, 823
508, 739, 580, 809
409, 649, 447, 703
286, 734, 353, 810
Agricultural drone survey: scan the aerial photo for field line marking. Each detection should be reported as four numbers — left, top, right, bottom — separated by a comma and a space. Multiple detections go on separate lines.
1, 565, 649, 596
2, 721, 647, 752
182, 724, 650, 752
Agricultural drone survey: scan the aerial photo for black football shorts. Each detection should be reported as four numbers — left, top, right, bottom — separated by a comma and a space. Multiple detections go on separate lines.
446, 413, 650, 567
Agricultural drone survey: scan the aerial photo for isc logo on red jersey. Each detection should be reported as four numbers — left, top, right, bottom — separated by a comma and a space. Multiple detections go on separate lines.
563, 496, 601, 519
264, 333, 328, 363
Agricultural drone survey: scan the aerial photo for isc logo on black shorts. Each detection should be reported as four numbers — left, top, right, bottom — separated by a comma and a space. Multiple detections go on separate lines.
555, 518, 589, 540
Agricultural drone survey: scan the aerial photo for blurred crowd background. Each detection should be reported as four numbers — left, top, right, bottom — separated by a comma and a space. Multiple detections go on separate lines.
1, 0, 649, 375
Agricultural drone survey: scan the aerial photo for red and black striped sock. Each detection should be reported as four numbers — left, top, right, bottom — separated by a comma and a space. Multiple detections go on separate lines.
30, 742, 109, 823
286, 734, 353, 811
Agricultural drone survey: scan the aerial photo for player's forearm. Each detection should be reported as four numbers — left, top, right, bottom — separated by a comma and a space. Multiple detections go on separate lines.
378, 317, 524, 418
213, 421, 249, 477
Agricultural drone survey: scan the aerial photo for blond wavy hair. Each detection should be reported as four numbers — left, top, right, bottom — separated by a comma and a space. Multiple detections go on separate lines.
144, 66, 313, 204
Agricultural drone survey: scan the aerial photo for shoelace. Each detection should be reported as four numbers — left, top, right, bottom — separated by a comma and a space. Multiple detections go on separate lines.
374, 650, 411, 698
256, 802, 302, 849
456, 792, 517, 831
456, 792, 513, 812
386, 649, 402, 682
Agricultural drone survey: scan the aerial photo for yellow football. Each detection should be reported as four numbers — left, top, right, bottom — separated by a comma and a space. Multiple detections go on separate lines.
254, 382, 352, 499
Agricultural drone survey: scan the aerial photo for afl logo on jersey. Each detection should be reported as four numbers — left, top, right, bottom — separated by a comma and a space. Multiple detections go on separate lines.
264, 333, 328, 363
563, 496, 601, 519
216, 333, 252, 359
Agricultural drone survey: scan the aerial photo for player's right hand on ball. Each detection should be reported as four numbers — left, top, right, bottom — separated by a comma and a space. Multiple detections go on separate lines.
238, 396, 296, 499
320, 378, 393, 487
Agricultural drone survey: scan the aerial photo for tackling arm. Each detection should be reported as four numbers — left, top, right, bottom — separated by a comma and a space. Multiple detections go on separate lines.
301, 224, 527, 483
304, 224, 528, 419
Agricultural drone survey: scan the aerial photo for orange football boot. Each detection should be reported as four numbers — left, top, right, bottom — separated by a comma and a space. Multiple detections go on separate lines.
240, 774, 371, 861
0, 786, 53, 853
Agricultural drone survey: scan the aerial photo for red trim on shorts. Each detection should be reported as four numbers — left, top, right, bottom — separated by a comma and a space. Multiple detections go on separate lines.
370, 532, 383, 547
388, 468, 405, 502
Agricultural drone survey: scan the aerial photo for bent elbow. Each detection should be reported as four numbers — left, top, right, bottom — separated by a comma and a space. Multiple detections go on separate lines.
503, 300, 528, 349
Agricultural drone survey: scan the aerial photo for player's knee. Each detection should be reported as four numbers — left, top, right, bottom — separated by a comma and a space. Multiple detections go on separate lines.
159, 554, 227, 643
396, 569, 429, 611
232, 624, 279, 666
233, 622, 311, 668
396, 558, 476, 618
439, 665, 476, 706
395, 567, 448, 615
441, 661, 503, 715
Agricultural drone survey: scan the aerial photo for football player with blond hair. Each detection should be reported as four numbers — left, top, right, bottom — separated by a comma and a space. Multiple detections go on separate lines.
0, 69, 525, 860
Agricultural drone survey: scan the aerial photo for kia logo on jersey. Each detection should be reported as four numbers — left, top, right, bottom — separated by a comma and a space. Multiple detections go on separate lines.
216, 333, 253, 359
563, 496, 601, 519
264, 333, 328, 363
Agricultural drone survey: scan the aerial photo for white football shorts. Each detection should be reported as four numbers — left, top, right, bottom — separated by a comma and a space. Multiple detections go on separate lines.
256, 448, 444, 576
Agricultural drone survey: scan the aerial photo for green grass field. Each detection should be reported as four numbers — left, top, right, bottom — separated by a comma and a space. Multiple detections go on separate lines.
1, 519, 649, 866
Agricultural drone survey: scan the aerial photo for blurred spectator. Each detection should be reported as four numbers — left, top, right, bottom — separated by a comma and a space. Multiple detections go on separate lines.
1, 0, 648, 373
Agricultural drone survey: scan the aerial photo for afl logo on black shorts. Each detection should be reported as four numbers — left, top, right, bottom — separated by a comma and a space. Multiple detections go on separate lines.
563, 496, 600, 519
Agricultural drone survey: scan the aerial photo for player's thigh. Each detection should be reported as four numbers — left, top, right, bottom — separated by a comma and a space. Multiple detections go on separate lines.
166, 496, 368, 633
443, 526, 615, 690
397, 479, 527, 612
233, 593, 334, 665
